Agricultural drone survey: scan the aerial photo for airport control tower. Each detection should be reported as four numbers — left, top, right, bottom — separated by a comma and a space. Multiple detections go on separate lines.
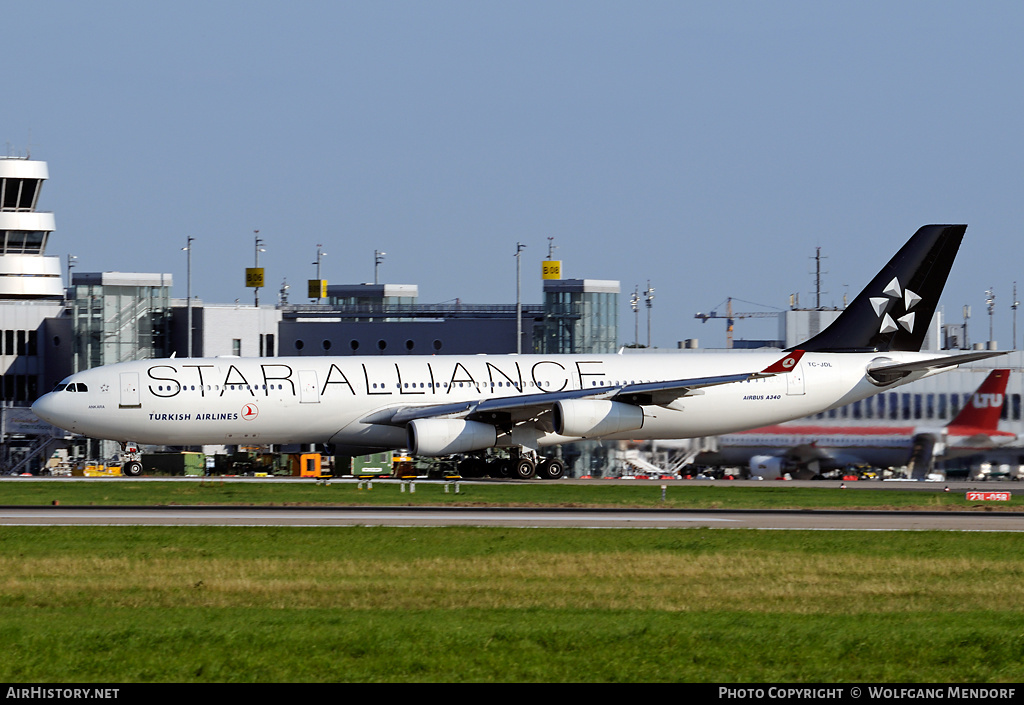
0, 155, 72, 403
0, 157, 62, 298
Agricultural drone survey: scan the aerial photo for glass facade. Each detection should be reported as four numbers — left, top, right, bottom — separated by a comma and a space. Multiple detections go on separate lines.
814, 391, 1023, 422
0, 230, 48, 254
0, 177, 41, 212
325, 284, 418, 322
539, 280, 619, 354
72, 277, 172, 371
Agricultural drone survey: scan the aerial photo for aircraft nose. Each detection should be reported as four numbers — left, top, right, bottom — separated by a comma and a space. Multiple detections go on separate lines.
31, 393, 61, 426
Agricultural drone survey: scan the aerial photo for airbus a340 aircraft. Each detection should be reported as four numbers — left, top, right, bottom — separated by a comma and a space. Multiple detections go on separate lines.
33, 224, 1004, 479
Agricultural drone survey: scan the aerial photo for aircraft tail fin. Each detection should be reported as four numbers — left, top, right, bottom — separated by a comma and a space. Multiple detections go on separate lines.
792, 224, 966, 353
948, 369, 1010, 431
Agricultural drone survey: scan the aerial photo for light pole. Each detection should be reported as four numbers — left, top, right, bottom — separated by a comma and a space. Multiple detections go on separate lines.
630, 287, 640, 346
312, 244, 326, 302
515, 242, 526, 354
254, 230, 265, 306
986, 287, 995, 346
66, 254, 77, 293
644, 280, 655, 348
374, 250, 386, 285
182, 237, 194, 357
1013, 282, 1020, 350
963, 305, 971, 350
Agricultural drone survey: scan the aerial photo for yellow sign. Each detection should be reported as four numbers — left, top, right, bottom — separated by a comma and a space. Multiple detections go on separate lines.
542, 260, 562, 280
308, 279, 327, 299
245, 267, 265, 288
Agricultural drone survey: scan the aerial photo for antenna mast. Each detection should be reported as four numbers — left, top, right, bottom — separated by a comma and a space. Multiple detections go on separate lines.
813, 246, 827, 309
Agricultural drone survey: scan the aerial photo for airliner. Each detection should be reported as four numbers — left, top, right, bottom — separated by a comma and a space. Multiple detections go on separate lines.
710, 368, 1016, 479
32, 224, 1003, 479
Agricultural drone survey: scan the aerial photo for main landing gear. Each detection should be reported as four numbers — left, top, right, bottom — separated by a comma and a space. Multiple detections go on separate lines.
120, 441, 143, 477
457, 448, 566, 480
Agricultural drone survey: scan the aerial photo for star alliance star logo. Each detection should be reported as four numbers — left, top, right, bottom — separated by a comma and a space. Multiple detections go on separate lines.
870, 277, 921, 335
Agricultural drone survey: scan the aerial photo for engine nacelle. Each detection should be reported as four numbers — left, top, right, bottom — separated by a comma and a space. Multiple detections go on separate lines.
407, 418, 497, 456
553, 399, 644, 438
749, 455, 785, 480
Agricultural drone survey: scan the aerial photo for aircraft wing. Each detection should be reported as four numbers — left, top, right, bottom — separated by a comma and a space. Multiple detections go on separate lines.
958, 434, 1002, 448
784, 442, 834, 464
951, 432, 1019, 449
380, 350, 805, 426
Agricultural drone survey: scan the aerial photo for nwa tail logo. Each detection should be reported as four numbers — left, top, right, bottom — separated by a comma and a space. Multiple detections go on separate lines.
871, 277, 922, 336
971, 393, 1004, 409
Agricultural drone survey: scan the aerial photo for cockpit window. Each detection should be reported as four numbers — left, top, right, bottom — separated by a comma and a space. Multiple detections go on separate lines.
52, 384, 67, 392
63, 383, 89, 392
76, 383, 88, 392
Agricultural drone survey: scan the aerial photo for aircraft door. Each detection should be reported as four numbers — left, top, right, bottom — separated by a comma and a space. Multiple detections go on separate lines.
299, 370, 320, 403
119, 372, 141, 408
785, 361, 806, 396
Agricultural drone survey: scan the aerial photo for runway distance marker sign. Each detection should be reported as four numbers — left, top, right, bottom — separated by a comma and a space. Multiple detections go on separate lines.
966, 491, 1011, 501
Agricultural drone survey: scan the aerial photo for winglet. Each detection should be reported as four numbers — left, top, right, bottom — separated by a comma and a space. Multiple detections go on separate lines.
759, 349, 804, 374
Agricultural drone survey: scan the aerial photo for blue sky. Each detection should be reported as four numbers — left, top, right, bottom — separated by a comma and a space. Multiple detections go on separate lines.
8, 1, 1024, 348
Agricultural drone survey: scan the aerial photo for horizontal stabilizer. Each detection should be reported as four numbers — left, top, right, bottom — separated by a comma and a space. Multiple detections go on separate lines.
866, 350, 1007, 386
869, 350, 1006, 376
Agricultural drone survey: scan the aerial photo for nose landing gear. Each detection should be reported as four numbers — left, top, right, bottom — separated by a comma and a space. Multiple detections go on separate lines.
120, 442, 143, 477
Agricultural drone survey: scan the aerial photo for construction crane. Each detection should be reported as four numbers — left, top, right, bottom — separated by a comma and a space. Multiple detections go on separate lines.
694, 297, 781, 349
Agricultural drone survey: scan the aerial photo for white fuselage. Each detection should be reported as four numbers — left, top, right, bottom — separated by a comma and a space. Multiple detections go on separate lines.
716, 426, 921, 469
32, 350, 938, 450
714, 424, 1017, 469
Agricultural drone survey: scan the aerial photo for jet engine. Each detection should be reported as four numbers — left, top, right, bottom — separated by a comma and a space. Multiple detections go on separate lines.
749, 455, 785, 480
553, 399, 644, 438
407, 418, 498, 456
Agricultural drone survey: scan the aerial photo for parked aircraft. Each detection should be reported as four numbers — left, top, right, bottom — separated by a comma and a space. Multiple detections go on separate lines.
709, 368, 1016, 479
32, 224, 1003, 478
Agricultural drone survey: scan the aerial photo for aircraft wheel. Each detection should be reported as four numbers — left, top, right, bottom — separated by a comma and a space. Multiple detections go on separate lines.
512, 458, 535, 480
123, 461, 143, 477
538, 458, 566, 480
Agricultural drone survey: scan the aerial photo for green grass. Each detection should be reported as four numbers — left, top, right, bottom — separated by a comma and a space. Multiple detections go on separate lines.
1, 526, 1024, 682
1, 479, 1020, 511
5, 608, 1021, 682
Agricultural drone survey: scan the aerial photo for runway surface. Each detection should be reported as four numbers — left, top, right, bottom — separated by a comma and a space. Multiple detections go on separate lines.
1, 505, 1022, 530
1, 476, 1019, 530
